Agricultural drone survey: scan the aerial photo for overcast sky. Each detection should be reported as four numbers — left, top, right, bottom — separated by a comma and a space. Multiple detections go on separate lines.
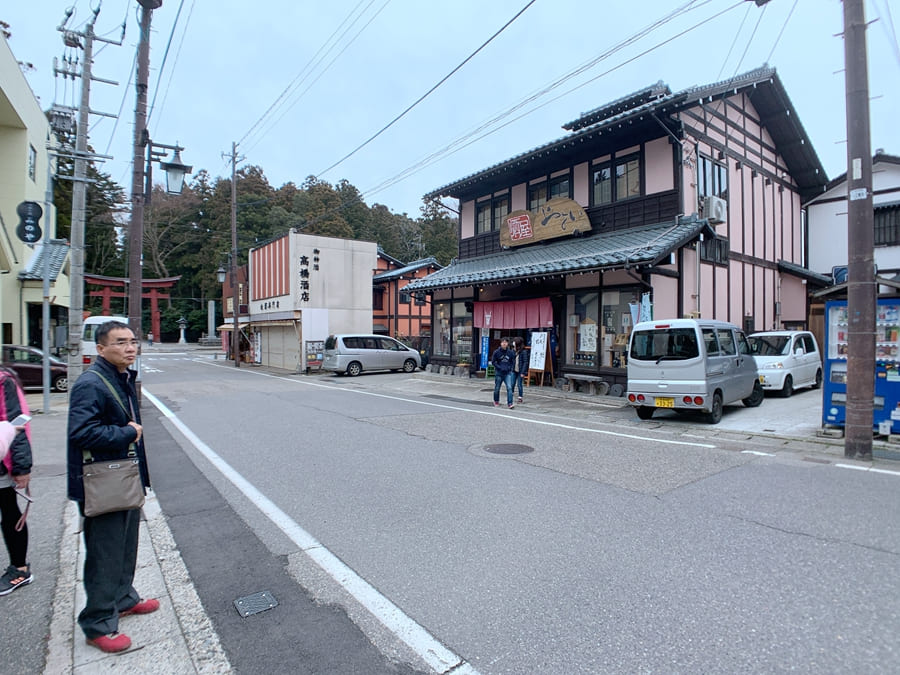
4, 1, 899, 218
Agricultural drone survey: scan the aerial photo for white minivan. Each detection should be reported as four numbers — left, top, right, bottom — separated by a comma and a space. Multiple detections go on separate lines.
626, 318, 763, 423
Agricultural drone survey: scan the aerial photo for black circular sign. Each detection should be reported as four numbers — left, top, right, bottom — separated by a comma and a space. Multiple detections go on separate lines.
16, 201, 43, 243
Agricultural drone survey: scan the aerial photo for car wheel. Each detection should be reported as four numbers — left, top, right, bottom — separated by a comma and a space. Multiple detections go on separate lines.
346, 361, 362, 377
53, 375, 68, 393
812, 368, 823, 389
705, 392, 723, 424
636, 406, 654, 420
742, 380, 764, 407
781, 375, 793, 398
403, 359, 417, 373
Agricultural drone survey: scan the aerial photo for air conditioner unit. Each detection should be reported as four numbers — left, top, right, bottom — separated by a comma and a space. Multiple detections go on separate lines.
702, 195, 727, 224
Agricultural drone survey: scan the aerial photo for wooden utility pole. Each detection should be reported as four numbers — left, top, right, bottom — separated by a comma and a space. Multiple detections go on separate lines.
843, 0, 875, 460
230, 142, 241, 368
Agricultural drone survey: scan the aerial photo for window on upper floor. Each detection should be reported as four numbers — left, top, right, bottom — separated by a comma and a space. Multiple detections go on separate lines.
528, 182, 547, 211
698, 155, 728, 200
28, 145, 37, 181
874, 204, 900, 246
399, 291, 411, 304
700, 235, 729, 265
373, 289, 385, 311
592, 154, 641, 206
549, 174, 571, 200
476, 193, 509, 234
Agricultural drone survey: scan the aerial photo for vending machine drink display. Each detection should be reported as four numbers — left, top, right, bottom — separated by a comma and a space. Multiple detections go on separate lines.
823, 298, 900, 432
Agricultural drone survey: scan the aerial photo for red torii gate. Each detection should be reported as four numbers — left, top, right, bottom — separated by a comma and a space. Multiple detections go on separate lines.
85, 274, 181, 342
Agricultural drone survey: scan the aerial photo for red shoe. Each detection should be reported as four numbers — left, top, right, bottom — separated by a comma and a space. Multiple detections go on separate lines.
86, 632, 132, 653
120, 598, 160, 616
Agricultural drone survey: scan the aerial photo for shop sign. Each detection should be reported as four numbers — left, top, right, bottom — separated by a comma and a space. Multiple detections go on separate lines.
500, 197, 591, 248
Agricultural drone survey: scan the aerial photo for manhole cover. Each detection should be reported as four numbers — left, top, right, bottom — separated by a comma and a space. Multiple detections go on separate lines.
484, 443, 534, 455
234, 590, 278, 617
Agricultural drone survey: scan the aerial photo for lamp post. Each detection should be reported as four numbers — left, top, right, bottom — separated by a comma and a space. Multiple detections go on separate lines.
177, 316, 188, 344
217, 255, 241, 367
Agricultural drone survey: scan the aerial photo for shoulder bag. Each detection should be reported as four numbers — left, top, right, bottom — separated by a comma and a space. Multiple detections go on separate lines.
81, 371, 145, 517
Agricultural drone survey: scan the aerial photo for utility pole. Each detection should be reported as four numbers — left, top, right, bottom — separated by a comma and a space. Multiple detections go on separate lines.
843, 0, 875, 460
128, 2, 162, 394
58, 7, 122, 384
228, 142, 241, 368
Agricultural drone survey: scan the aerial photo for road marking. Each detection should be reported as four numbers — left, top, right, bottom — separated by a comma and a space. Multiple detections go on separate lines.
836, 463, 900, 477
196, 361, 717, 449
741, 450, 775, 456
143, 389, 478, 675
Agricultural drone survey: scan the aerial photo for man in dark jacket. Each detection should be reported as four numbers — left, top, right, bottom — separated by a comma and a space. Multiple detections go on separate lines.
491, 337, 516, 408
67, 322, 156, 653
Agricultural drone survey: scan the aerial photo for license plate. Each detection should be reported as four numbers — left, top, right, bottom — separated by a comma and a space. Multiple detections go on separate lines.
655, 397, 675, 408
758, 375, 765, 383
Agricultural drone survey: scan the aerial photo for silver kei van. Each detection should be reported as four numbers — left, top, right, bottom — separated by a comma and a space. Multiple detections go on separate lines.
626, 318, 763, 423
323, 334, 421, 376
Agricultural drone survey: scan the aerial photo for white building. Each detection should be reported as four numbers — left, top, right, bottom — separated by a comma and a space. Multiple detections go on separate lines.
1, 34, 70, 347
807, 151, 900, 283
244, 232, 377, 371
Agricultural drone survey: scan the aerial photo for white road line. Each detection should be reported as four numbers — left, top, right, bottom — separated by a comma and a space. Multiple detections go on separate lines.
143, 388, 477, 675
835, 463, 900, 477
194, 360, 717, 449
741, 450, 776, 456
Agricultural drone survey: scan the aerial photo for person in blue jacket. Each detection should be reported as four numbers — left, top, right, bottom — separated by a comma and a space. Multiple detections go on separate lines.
491, 337, 516, 408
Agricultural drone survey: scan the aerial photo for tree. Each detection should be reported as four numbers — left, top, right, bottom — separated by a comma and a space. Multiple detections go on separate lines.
419, 200, 458, 265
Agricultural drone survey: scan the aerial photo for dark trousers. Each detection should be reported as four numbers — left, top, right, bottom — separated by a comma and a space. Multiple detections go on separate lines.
0, 486, 27, 567
77, 506, 141, 638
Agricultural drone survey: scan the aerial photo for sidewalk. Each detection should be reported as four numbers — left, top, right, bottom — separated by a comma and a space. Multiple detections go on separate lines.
13, 384, 230, 675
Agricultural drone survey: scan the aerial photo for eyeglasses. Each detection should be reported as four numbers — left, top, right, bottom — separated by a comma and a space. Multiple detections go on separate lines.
104, 339, 140, 348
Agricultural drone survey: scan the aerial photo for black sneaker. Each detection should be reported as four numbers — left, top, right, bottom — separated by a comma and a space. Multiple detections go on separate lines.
0, 564, 33, 596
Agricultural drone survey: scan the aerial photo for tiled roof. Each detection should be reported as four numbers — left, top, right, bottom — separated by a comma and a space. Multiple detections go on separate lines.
373, 256, 441, 282
425, 66, 828, 202
405, 217, 712, 292
776, 259, 831, 287
18, 239, 70, 280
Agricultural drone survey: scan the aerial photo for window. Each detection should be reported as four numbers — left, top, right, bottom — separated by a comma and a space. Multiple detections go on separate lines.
28, 145, 36, 181
528, 182, 547, 211
616, 157, 640, 200
703, 329, 719, 355
476, 194, 509, 234
549, 174, 570, 200
875, 204, 900, 246
698, 156, 728, 200
373, 289, 384, 311
591, 154, 641, 206
716, 328, 736, 355
399, 291, 411, 304
592, 166, 612, 205
700, 236, 729, 265
434, 301, 473, 360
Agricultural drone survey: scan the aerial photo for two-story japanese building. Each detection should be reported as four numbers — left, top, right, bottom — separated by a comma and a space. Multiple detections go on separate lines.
406, 67, 829, 388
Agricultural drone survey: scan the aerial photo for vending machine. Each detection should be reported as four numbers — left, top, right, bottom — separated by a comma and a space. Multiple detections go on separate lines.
822, 298, 900, 432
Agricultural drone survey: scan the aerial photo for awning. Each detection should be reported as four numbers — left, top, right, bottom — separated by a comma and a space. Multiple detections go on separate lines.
405, 216, 714, 293
217, 321, 250, 331
475, 298, 553, 329
250, 319, 299, 328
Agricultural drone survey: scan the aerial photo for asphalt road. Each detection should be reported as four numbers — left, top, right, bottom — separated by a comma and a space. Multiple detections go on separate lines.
141, 352, 900, 674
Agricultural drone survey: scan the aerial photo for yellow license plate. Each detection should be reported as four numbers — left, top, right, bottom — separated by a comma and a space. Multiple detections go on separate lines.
655, 397, 675, 408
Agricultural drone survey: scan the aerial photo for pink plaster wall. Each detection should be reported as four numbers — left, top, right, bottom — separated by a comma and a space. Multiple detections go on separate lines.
780, 276, 807, 323
650, 274, 679, 318
511, 183, 526, 211
645, 137, 674, 194
573, 162, 589, 206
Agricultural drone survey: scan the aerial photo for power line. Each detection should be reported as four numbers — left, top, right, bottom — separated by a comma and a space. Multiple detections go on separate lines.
147, 0, 187, 125
716, 1, 752, 80
728, 0, 767, 79
238, 0, 380, 147
316, 0, 538, 178
765, 0, 798, 65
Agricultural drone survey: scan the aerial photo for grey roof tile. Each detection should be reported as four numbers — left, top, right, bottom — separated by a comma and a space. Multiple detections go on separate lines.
18, 239, 70, 280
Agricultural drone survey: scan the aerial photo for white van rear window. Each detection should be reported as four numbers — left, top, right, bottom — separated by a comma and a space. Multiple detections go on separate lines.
630, 328, 699, 361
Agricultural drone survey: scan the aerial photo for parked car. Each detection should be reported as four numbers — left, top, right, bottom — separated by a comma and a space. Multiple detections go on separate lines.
748, 330, 822, 397
626, 318, 763, 423
1, 344, 68, 392
323, 334, 421, 376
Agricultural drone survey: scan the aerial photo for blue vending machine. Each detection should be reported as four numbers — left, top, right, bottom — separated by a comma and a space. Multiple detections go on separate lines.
823, 298, 900, 432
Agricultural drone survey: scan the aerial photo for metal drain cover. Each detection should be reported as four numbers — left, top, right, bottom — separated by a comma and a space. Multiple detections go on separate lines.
484, 443, 534, 455
234, 590, 278, 617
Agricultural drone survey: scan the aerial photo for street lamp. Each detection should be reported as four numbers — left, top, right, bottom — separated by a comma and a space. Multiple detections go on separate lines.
216, 254, 241, 367
177, 316, 188, 344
